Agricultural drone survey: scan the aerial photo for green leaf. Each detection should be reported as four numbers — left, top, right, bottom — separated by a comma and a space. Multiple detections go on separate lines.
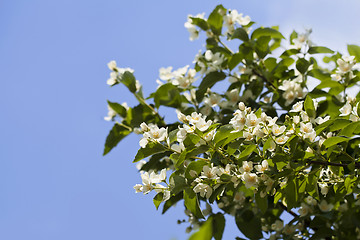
169, 172, 187, 195
304, 95, 316, 118
238, 144, 257, 161
214, 124, 234, 145
255, 36, 271, 58
235, 209, 263, 240
162, 192, 183, 214
207, 5, 226, 35
154, 83, 182, 109
190, 17, 209, 31
103, 124, 131, 155
296, 58, 310, 74
255, 191, 268, 213
184, 188, 204, 219
188, 216, 212, 240
280, 49, 300, 58
107, 100, 127, 118
212, 214, 225, 240
228, 53, 243, 71
153, 192, 164, 210
231, 28, 249, 41
285, 178, 298, 209
308, 46, 334, 54
348, 44, 360, 62
133, 141, 167, 162
196, 71, 227, 102
119, 71, 137, 93
251, 27, 284, 40
322, 136, 349, 148
185, 160, 208, 179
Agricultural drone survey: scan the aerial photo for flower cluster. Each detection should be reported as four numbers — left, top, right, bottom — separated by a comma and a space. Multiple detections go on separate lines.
158, 65, 197, 89
339, 96, 360, 121
230, 102, 289, 145
223, 9, 251, 34
184, 13, 205, 41
139, 123, 168, 148
134, 169, 170, 202
106, 60, 135, 86
331, 55, 356, 81
279, 75, 306, 106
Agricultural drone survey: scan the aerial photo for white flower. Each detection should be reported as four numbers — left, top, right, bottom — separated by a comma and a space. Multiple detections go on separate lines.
223, 9, 250, 34
271, 220, 284, 231
305, 196, 317, 206
159, 66, 173, 80
272, 124, 286, 136
171, 142, 185, 153
331, 73, 342, 82
233, 192, 245, 204
226, 88, 240, 104
139, 124, 167, 148
104, 104, 116, 121
337, 56, 355, 74
203, 129, 216, 142
240, 161, 253, 173
340, 102, 352, 116
187, 112, 203, 125
193, 183, 213, 198
315, 116, 330, 124
107, 60, 117, 71
136, 160, 146, 171
290, 101, 303, 112
246, 113, 260, 128
184, 13, 205, 41
292, 29, 312, 49
201, 165, 219, 180
255, 160, 269, 173
204, 93, 222, 107
318, 200, 333, 212
242, 172, 258, 188
298, 203, 311, 217
195, 118, 212, 132
318, 182, 329, 196
133, 184, 143, 193
275, 135, 289, 145
300, 122, 313, 134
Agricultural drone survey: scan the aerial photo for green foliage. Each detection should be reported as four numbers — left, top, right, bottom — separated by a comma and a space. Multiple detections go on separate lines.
104, 4, 360, 240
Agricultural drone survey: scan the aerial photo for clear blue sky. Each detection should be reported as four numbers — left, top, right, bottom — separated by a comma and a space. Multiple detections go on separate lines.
1, 1, 360, 239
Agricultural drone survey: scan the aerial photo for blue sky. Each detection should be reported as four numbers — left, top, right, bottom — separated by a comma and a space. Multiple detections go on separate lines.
1, 1, 360, 239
